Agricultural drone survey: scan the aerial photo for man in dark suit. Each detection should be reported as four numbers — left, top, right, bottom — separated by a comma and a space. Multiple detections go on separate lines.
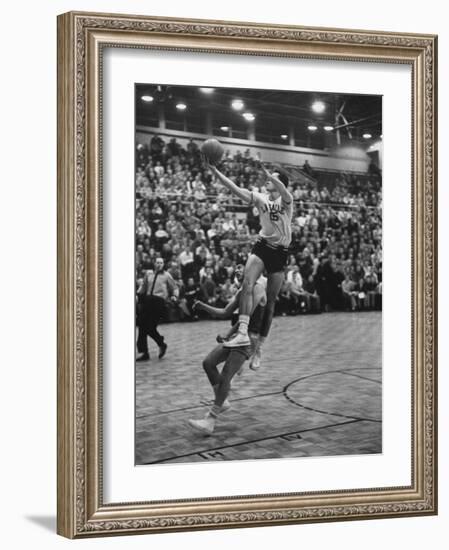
136, 257, 179, 361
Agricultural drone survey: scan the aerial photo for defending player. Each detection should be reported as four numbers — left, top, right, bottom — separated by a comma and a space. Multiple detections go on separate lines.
206, 155, 293, 352
188, 266, 267, 436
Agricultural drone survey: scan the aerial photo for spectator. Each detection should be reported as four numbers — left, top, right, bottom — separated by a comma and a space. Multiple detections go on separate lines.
302, 159, 314, 177
135, 136, 382, 322
276, 278, 292, 316
154, 160, 165, 177
187, 138, 200, 158
213, 259, 229, 286
364, 266, 379, 309
182, 276, 200, 319
314, 257, 333, 312
167, 137, 181, 158
195, 240, 212, 260
150, 134, 164, 161
178, 245, 195, 282
287, 265, 308, 313
368, 159, 381, 176
354, 277, 369, 310
200, 268, 218, 306
303, 274, 321, 313
199, 258, 214, 281
342, 272, 357, 311
219, 277, 235, 306
154, 223, 169, 250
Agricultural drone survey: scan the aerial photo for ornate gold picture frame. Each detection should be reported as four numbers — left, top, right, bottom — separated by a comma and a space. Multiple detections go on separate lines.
57, 11, 437, 538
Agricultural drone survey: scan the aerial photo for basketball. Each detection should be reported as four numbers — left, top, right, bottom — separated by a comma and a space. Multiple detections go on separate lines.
201, 138, 224, 164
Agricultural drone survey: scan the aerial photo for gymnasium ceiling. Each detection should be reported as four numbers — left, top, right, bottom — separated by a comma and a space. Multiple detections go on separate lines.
135, 83, 382, 148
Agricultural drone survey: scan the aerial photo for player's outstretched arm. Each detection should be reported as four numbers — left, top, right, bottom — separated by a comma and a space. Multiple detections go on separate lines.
208, 163, 252, 204
193, 292, 240, 319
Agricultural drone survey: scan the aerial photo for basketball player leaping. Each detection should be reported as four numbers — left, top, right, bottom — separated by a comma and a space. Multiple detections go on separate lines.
207, 155, 293, 352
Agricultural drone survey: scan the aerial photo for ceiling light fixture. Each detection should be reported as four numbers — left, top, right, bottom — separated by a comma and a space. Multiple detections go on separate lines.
242, 112, 255, 121
311, 101, 326, 114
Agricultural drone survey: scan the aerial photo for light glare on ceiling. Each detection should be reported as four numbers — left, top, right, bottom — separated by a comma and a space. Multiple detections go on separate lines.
232, 99, 244, 111
312, 101, 326, 113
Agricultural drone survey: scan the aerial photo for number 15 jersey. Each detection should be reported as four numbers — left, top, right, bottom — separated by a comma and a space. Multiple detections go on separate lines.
251, 191, 293, 248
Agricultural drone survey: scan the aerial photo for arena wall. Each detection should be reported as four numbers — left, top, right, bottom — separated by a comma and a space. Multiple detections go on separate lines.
136, 126, 371, 173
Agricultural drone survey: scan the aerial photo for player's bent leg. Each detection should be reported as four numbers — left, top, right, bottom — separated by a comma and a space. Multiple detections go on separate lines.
260, 271, 285, 338
255, 271, 285, 360
240, 254, 265, 317
202, 345, 229, 388
224, 254, 264, 348
215, 349, 247, 408
188, 349, 248, 436
248, 332, 261, 371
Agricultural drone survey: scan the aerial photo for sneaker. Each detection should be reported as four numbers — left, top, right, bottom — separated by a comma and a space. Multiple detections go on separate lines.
188, 416, 215, 436
136, 353, 150, 362
158, 343, 167, 359
223, 332, 250, 348
249, 351, 261, 371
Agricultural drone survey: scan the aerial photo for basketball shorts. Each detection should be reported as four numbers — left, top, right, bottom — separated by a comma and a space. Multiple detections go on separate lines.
252, 238, 289, 274
248, 304, 265, 334
227, 345, 252, 361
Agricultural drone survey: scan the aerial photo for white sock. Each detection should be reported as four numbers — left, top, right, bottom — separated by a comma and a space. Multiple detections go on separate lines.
209, 404, 221, 419
257, 336, 266, 350
249, 333, 259, 347
238, 315, 250, 335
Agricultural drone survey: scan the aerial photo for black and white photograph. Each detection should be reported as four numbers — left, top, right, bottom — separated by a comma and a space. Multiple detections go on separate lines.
134, 83, 383, 465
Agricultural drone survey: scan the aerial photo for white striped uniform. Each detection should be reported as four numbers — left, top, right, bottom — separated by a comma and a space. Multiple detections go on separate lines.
251, 191, 293, 248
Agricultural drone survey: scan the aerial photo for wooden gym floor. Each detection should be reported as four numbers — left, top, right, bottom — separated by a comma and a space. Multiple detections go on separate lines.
135, 312, 382, 465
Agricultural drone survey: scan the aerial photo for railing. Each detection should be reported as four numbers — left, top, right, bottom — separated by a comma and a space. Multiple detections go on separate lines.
136, 192, 381, 211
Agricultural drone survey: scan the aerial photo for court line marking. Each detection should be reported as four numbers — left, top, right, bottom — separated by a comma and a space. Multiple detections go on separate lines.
260, 349, 380, 361
136, 367, 382, 420
337, 370, 382, 385
282, 367, 382, 423
136, 390, 282, 420
143, 418, 364, 464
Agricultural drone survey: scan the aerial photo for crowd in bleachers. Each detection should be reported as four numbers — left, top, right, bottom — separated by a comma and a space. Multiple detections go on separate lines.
136, 134, 382, 321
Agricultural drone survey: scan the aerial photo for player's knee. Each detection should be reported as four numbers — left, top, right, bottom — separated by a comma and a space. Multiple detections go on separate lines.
242, 277, 255, 293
